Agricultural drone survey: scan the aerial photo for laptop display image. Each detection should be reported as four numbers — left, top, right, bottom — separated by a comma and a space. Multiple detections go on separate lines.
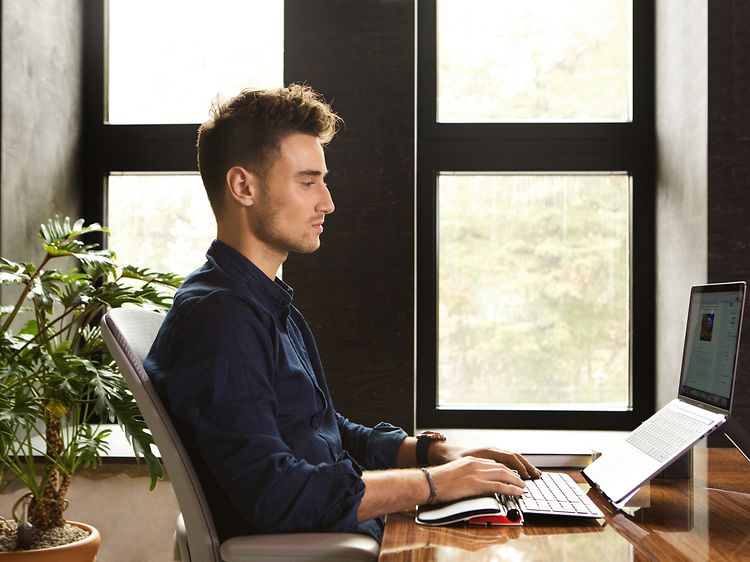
583, 282, 746, 507
677, 284, 743, 413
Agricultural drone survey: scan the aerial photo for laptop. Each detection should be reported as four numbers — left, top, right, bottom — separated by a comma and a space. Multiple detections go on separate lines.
583, 281, 746, 508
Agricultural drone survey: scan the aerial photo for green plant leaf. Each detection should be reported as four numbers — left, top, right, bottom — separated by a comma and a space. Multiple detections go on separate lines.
58, 276, 93, 310
91, 282, 145, 309
0, 259, 29, 286
121, 266, 184, 289
93, 365, 163, 489
0, 305, 28, 317
74, 425, 111, 469
18, 320, 38, 336
75, 251, 117, 280
39, 216, 109, 246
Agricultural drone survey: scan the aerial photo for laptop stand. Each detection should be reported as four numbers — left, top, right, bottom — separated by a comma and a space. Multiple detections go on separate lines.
721, 416, 750, 463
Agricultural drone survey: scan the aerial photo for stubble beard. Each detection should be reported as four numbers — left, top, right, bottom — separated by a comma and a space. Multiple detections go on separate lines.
251, 204, 321, 256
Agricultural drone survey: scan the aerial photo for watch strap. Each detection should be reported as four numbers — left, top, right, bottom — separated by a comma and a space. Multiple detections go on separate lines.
415, 431, 446, 467
416, 437, 432, 467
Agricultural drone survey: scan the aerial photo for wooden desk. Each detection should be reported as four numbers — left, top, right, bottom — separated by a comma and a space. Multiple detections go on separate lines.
378, 447, 750, 562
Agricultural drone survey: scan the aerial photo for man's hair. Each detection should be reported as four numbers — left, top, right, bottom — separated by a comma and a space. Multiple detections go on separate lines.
197, 84, 342, 216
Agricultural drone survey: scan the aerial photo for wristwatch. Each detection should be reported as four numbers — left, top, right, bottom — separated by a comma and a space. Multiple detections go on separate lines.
416, 431, 446, 467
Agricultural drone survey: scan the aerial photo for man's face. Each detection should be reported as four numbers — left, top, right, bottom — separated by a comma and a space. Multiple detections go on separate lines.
249, 133, 334, 257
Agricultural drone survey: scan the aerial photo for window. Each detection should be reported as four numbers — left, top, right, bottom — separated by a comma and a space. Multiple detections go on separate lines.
437, 0, 632, 123
83, 0, 283, 275
107, 174, 214, 274
107, 0, 283, 124
437, 173, 630, 410
417, 0, 655, 429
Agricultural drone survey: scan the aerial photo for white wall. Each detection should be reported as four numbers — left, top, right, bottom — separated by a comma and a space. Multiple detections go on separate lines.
1, 0, 82, 268
655, 0, 708, 408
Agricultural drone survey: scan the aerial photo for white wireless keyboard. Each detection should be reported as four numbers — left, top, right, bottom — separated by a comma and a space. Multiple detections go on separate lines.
517, 472, 604, 518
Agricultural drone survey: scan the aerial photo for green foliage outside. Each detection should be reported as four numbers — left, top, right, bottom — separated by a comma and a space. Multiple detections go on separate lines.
438, 0, 631, 122
107, 174, 215, 277
435, 0, 632, 407
438, 175, 629, 407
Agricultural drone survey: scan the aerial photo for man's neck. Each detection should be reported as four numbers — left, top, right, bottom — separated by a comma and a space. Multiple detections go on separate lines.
216, 228, 285, 280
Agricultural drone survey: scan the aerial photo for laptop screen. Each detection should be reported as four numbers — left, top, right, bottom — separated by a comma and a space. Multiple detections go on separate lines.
678, 282, 746, 412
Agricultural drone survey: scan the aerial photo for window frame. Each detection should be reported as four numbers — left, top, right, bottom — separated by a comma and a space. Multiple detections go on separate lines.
416, 0, 656, 430
82, 0, 221, 244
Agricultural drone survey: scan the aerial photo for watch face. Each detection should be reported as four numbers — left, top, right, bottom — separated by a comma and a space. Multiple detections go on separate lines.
418, 431, 447, 442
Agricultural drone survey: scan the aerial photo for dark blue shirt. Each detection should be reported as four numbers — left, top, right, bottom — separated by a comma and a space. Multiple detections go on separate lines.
144, 240, 407, 542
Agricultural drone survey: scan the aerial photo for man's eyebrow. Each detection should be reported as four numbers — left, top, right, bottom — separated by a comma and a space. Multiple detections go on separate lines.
296, 170, 329, 178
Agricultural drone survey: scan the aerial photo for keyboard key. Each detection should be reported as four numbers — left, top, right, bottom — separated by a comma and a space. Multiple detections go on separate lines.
626, 407, 714, 461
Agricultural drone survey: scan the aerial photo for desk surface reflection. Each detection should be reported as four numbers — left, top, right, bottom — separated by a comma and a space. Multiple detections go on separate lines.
378, 447, 750, 562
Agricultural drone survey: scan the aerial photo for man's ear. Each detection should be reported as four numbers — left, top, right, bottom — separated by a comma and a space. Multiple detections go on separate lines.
225, 166, 258, 207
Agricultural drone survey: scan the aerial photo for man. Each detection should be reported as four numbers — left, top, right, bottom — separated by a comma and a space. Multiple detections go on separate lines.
144, 84, 540, 542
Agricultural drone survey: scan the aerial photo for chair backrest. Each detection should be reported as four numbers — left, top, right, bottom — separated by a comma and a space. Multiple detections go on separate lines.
101, 307, 222, 562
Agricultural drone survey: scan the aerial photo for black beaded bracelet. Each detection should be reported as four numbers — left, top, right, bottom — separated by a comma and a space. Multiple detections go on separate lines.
420, 467, 437, 505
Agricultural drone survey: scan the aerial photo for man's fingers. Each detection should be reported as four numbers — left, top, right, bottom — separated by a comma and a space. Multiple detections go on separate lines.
503, 453, 542, 480
498, 454, 532, 479
510, 459, 531, 479
484, 464, 525, 489
461, 448, 541, 479
515, 454, 542, 479
496, 482, 525, 497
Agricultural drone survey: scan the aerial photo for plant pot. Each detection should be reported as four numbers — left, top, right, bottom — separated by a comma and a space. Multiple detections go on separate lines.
0, 521, 100, 562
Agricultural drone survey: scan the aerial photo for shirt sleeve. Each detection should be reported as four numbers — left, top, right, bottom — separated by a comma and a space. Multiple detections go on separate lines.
336, 413, 408, 471
147, 292, 366, 534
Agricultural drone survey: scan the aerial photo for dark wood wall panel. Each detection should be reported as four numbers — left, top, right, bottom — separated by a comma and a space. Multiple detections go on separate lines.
284, 0, 415, 432
708, 1, 750, 439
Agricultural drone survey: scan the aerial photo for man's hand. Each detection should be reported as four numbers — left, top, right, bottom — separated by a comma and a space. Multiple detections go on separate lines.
430, 443, 542, 480
428, 456, 528, 503
396, 437, 542, 483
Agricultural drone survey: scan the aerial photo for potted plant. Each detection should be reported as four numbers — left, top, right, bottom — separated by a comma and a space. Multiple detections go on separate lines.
0, 217, 181, 560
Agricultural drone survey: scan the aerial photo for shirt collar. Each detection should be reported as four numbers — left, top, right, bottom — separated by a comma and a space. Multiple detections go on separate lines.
207, 239, 294, 313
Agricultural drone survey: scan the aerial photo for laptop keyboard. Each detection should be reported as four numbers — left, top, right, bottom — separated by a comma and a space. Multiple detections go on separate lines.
625, 408, 710, 462
517, 472, 603, 517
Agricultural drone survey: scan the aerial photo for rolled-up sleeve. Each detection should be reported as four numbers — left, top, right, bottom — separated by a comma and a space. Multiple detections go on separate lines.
337, 414, 407, 471
147, 292, 366, 534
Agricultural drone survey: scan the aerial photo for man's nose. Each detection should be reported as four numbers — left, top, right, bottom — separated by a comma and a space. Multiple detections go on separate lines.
318, 185, 335, 214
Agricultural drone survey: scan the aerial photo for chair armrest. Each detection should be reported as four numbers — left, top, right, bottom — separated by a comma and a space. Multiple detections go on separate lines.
220, 532, 380, 562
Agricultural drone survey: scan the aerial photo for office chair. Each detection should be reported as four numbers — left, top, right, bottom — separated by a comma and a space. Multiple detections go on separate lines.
101, 307, 380, 562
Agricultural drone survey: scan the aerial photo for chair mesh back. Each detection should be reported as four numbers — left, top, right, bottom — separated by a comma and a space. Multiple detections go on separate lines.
101, 308, 222, 562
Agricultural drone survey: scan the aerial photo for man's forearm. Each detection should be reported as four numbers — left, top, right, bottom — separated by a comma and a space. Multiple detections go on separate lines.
357, 469, 429, 522
395, 437, 418, 467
